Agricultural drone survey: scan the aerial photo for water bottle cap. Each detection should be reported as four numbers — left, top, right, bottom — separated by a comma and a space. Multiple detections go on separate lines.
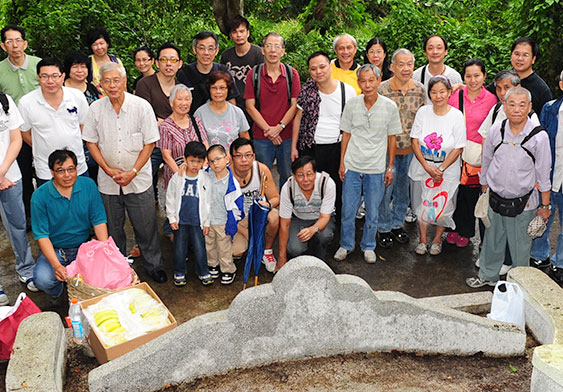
71, 298, 78, 304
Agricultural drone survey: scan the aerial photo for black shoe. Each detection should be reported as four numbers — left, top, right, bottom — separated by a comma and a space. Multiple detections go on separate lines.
531, 257, 550, 269
208, 266, 220, 279
149, 270, 168, 283
221, 272, 236, 285
551, 265, 563, 283
377, 232, 393, 249
391, 227, 409, 244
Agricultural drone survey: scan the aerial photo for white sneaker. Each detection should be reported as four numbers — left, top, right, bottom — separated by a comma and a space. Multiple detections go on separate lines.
18, 275, 39, 292
475, 258, 480, 268
364, 250, 377, 264
500, 264, 512, 275
405, 207, 417, 223
334, 247, 351, 261
262, 250, 277, 273
0, 286, 9, 306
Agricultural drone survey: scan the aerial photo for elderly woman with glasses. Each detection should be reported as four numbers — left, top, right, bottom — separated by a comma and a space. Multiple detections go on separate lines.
158, 84, 209, 190
194, 70, 249, 150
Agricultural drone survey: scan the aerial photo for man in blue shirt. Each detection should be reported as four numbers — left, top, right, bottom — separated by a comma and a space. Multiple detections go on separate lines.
32, 149, 108, 298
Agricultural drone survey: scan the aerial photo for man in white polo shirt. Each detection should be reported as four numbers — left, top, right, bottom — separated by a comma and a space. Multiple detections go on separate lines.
18, 58, 88, 186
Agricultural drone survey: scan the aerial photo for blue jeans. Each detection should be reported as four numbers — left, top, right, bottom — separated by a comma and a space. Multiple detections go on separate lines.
378, 153, 413, 232
0, 180, 35, 278
173, 224, 209, 278
340, 170, 385, 251
253, 138, 292, 189
531, 190, 563, 267
33, 247, 79, 298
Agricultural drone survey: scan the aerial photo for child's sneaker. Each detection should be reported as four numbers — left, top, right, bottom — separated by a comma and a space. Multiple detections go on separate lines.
0, 285, 9, 306
173, 273, 187, 286
262, 250, 277, 273
208, 266, 220, 279
221, 272, 236, 285
199, 274, 214, 286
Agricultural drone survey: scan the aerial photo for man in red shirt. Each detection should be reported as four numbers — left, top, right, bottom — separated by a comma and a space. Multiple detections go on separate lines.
244, 32, 300, 188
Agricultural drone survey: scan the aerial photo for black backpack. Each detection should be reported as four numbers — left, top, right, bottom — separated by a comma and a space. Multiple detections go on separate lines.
252, 63, 294, 112
493, 119, 545, 164
288, 171, 330, 206
0, 91, 9, 114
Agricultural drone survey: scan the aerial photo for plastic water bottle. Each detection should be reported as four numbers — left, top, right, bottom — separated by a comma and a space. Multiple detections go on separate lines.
69, 298, 84, 344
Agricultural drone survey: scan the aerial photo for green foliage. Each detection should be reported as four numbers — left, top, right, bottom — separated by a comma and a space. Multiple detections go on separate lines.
300, 0, 375, 35
508, 0, 563, 94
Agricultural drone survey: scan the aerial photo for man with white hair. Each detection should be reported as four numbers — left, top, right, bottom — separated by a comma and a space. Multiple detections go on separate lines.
83, 62, 167, 283
330, 33, 361, 95
467, 86, 551, 288
377, 48, 426, 248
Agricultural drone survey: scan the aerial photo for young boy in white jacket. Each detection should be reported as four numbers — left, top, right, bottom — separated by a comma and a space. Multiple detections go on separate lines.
166, 141, 213, 286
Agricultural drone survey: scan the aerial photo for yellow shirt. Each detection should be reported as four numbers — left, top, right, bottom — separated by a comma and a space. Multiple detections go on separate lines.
330, 60, 361, 95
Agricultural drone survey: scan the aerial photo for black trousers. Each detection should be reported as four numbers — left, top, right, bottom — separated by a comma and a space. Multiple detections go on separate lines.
16, 143, 33, 221
453, 184, 484, 239
299, 142, 342, 222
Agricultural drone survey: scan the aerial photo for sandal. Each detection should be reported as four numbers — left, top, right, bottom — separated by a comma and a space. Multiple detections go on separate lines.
415, 242, 427, 255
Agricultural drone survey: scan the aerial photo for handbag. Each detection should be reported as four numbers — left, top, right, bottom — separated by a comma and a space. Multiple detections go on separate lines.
416, 177, 458, 229
462, 140, 482, 167
0, 293, 42, 360
474, 188, 490, 228
460, 161, 481, 187
489, 189, 533, 217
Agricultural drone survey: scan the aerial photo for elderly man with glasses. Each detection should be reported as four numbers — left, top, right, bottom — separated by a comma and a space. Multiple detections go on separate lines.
83, 62, 167, 284
178, 31, 239, 115
18, 57, 89, 187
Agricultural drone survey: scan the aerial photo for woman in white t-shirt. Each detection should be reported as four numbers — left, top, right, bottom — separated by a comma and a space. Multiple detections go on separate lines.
408, 76, 466, 255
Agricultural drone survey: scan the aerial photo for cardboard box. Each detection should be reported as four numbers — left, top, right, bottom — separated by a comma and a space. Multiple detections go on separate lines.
80, 282, 177, 364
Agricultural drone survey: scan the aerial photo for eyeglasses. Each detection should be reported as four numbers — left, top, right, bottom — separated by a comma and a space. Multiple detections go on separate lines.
135, 57, 152, 63
39, 73, 62, 81
208, 155, 226, 165
54, 166, 77, 175
210, 85, 227, 91
158, 57, 180, 63
101, 78, 123, 86
512, 51, 531, 58
295, 172, 315, 180
232, 153, 254, 160
4, 38, 24, 46
196, 46, 217, 53
264, 43, 283, 50
368, 49, 384, 55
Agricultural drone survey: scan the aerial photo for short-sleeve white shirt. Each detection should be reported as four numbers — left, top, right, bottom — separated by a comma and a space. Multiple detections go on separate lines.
412, 64, 463, 96
18, 87, 88, 179
0, 94, 23, 182
279, 173, 336, 221
82, 93, 160, 195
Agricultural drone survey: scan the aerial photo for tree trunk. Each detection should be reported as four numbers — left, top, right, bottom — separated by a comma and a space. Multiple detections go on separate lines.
212, 0, 243, 36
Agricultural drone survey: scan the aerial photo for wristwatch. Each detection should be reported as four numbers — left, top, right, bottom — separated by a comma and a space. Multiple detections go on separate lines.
539, 204, 552, 210
438, 166, 445, 173
132, 168, 139, 177
279, 121, 286, 129
313, 225, 320, 233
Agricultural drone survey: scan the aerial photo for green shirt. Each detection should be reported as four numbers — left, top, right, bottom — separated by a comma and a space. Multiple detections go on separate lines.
340, 94, 402, 174
0, 54, 41, 104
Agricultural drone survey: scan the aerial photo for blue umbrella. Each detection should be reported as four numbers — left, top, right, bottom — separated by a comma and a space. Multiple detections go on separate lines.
242, 178, 270, 289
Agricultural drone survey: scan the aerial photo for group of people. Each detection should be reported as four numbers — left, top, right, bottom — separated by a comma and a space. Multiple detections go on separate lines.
0, 16, 561, 305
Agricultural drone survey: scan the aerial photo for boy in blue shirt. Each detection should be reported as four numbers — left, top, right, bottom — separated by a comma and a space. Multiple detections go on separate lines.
166, 142, 213, 286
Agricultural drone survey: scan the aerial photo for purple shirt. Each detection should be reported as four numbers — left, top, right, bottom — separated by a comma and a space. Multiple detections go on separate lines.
481, 118, 551, 210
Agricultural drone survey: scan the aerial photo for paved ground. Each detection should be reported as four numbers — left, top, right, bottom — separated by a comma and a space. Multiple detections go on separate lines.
0, 169, 560, 391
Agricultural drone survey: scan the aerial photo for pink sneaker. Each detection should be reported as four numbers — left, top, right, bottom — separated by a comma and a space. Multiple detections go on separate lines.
456, 236, 469, 248
446, 232, 458, 245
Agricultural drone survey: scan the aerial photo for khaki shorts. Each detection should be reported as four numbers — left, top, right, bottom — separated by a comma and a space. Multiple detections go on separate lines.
232, 216, 249, 256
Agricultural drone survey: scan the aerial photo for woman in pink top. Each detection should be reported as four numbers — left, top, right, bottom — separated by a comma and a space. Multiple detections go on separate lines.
446, 59, 497, 247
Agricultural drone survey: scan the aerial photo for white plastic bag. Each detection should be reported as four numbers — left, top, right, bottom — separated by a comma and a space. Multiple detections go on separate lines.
416, 177, 458, 229
487, 281, 525, 330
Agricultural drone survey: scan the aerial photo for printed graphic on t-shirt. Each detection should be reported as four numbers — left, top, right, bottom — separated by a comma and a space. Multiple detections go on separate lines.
225, 62, 252, 84
421, 132, 446, 163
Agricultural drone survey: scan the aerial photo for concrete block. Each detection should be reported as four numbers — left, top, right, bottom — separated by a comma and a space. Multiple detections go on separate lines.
531, 344, 563, 392
508, 267, 563, 345
89, 256, 525, 392
419, 291, 493, 314
6, 312, 66, 392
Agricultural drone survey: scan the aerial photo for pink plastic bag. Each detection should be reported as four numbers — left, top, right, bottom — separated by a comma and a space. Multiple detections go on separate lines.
67, 237, 132, 289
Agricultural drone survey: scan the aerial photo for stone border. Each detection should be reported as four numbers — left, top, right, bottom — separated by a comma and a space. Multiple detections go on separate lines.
88, 256, 524, 392
508, 267, 563, 392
